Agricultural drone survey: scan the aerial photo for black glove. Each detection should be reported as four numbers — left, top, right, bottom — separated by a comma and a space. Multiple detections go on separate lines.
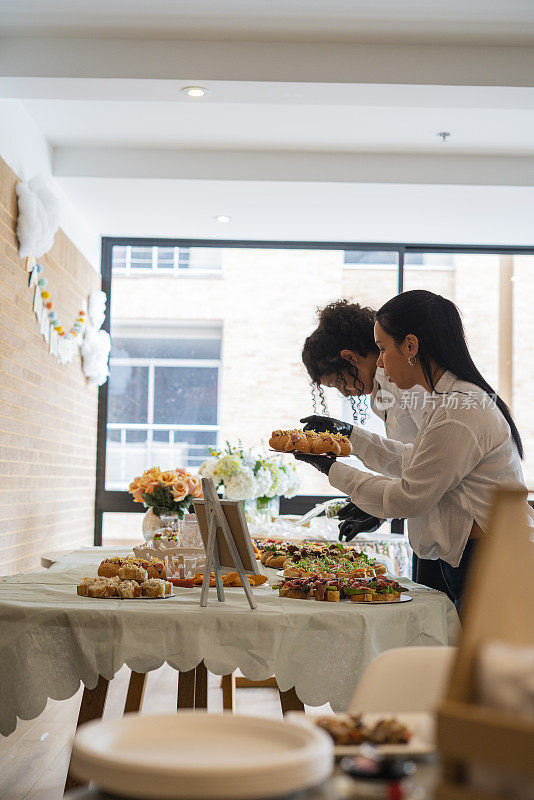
292, 452, 337, 475
300, 414, 353, 438
337, 502, 382, 541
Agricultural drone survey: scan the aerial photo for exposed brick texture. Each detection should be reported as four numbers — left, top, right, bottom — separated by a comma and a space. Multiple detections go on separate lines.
0, 157, 100, 575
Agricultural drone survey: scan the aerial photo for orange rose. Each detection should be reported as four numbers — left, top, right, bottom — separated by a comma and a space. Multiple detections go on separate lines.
160, 470, 177, 485
187, 474, 203, 498
171, 478, 189, 502
131, 488, 145, 503
175, 467, 189, 477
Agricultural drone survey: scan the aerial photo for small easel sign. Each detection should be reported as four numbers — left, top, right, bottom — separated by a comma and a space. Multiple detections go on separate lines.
193, 478, 259, 610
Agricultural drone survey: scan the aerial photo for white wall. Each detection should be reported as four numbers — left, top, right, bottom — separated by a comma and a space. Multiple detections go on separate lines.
0, 100, 100, 269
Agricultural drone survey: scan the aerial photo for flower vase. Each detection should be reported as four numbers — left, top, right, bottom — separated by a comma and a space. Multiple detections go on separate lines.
244, 496, 280, 524
142, 508, 184, 542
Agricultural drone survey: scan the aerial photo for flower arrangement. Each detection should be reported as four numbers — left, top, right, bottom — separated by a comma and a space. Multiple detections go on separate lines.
128, 467, 203, 518
199, 443, 300, 504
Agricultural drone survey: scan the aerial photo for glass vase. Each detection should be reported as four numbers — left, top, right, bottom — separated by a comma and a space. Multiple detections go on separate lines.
142, 509, 184, 542
244, 496, 280, 524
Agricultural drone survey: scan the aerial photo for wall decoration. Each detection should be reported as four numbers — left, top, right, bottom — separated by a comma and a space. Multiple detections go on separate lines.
28, 258, 86, 365
81, 290, 111, 386
16, 177, 60, 258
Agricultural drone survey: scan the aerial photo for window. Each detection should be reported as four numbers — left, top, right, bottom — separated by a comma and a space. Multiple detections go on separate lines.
96, 239, 534, 547
112, 245, 222, 273
105, 325, 221, 490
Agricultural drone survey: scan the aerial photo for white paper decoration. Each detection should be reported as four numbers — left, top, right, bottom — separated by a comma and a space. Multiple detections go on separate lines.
16, 177, 60, 258
81, 290, 111, 386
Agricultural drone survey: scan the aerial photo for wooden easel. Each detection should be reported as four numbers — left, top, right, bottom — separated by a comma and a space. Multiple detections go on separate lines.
198, 478, 258, 610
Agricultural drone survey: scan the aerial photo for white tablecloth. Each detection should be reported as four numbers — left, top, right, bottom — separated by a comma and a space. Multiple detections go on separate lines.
0, 548, 460, 737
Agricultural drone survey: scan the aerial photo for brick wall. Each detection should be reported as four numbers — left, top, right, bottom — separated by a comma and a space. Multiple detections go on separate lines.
0, 157, 100, 575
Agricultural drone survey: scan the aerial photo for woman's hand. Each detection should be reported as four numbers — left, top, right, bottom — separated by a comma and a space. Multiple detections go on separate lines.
337, 502, 382, 541
292, 452, 337, 475
300, 415, 353, 437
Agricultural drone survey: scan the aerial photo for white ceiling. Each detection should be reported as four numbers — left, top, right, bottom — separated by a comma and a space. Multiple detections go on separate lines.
2, 2, 534, 257
21, 97, 534, 154
2, 0, 534, 44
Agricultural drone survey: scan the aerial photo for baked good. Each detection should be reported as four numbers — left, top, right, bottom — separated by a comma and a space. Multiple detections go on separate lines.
118, 564, 148, 582
147, 560, 166, 579
333, 433, 352, 457
193, 572, 216, 587
269, 430, 291, 450
140, 578, 169, 597
77, 576, 120, 598
284, 432, 311, 454
116, 580, 142, 599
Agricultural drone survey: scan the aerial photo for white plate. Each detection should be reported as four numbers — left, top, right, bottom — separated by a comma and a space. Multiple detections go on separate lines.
273, 582, 412, 605
83, 593, 174, 600
71, 712, 334, 799
287, 712, 435, 757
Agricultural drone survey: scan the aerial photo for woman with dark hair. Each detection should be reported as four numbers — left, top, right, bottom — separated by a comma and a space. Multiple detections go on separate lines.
301, 300, 452, 594
298, 290, 531, 611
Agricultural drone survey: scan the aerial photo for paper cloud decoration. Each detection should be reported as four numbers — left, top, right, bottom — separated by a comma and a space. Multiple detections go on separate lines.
81, 290, 111, 386
16, 177, 60, 258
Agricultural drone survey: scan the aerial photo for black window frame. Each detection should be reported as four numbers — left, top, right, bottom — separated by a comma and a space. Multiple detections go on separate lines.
95, 236, 534, 544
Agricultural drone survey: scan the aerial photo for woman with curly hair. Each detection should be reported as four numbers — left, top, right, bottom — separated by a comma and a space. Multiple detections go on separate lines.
301, 299, 450, 596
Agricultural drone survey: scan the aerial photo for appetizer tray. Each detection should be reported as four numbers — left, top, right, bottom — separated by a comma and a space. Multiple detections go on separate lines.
287, 712, 435, 757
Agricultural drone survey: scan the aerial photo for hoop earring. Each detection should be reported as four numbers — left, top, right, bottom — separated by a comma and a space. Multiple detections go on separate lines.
408, 356, 417, 366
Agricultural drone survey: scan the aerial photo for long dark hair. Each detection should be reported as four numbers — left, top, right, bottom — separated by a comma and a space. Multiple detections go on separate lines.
376, 290, 523, 458
302, 300, 378, 423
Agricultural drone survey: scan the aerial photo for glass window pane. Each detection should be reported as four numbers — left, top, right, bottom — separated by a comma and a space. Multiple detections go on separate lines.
403, 253, 499, 389
126, 429, 147, 443
154, 367, 218, 425
156, 247, 175, 269
107, 365, 148, 424
130, 246, 153, 269
153, 430, 169, 442
188, 248, 223, 270
112, 245, 127, 269
344, 250, 398, 265
513, 255, 534, 489
110, 337, 221, 360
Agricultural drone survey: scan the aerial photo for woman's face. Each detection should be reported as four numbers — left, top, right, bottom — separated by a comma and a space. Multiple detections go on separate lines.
319, 350, 378, 396
374, 322, 419, 390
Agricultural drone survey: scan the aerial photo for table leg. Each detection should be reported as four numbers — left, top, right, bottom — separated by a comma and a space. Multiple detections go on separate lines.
177, 668, 196, 709
236, 676, 278, 689
124, 671, 148, 714
194, 662, 208, 709
279, 686, 305, 715
221, 673, 236, 711
64, 675, 110, 793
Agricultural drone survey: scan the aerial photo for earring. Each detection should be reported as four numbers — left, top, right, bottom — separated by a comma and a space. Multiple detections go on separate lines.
408, 356, 417, 366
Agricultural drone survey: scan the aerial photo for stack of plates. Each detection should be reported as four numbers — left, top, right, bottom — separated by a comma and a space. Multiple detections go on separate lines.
71, 712, 334, 799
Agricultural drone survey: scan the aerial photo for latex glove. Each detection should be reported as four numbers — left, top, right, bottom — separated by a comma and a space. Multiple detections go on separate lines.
337, 502, 382, 541
300, 414, 353, 437
293, 452, 337, 476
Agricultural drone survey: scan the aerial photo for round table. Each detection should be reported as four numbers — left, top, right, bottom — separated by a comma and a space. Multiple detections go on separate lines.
0, 546, 459, 739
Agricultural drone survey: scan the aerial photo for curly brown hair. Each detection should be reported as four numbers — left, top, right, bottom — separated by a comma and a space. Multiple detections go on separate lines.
302, 300, 378, 422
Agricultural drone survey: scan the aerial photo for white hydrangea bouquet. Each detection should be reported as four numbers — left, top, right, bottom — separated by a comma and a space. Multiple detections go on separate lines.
199, 442, 299, 521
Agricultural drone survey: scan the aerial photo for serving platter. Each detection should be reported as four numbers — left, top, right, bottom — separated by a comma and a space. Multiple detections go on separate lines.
287, 711, 435, 757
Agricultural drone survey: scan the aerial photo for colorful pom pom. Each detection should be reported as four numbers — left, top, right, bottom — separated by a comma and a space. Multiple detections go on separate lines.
41, 290, 50, 300
38, 278, 48, 288
35, 264, 43, 274
45, 302, 53, 310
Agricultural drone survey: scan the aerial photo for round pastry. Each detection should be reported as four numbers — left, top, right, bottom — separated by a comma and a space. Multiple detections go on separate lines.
320, 434, 341, 456
334, 433, 352, 456
269, 430, 291, 451
284, 432, 311, 454
118, 564, 148, 583
310, 433, 333, 455
147, 559, 166, 579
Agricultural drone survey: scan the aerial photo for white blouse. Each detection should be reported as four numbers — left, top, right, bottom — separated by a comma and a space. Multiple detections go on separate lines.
329, 371, 531, 567
370, 367, 425, 444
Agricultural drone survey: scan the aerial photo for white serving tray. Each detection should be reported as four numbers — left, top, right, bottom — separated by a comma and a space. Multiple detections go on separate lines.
71, 712, 334, 799
287, 711, 435, 757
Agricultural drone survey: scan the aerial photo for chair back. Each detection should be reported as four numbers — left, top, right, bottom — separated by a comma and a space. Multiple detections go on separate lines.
349, 646, 456, 713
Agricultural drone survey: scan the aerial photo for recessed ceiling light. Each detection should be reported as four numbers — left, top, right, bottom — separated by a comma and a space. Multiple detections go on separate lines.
181, 86, 210, 98
214, 215, 231, 223
437, 131, 451, 142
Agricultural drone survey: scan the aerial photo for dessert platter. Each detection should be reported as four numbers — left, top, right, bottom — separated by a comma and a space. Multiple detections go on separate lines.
77, 556, 173, 599
288, 711, 435, 757
269, 428, 352, 456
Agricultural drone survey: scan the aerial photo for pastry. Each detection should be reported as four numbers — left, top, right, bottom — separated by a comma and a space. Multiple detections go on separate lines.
334, 433, 352, 457
77, 576, 120, 598
116, 580, 142, 599
284, 431, 311, 454
147, 560, 166, 579
269, 430, 291, 451
193, 572, 216, 587
140, 578, 169, 597
118, 564, 148, 583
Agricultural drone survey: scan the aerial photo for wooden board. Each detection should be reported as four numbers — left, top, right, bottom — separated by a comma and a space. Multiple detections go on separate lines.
193, 498, 259, 575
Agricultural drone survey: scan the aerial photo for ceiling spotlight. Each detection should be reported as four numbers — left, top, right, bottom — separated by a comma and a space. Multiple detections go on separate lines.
437, 131, 451, 143
181, 86, 210, 98
214, 215, 231, 223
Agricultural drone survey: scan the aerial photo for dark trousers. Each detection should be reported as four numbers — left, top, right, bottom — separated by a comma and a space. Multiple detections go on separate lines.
438, 539, 478, 614
412, 553, 455, 603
